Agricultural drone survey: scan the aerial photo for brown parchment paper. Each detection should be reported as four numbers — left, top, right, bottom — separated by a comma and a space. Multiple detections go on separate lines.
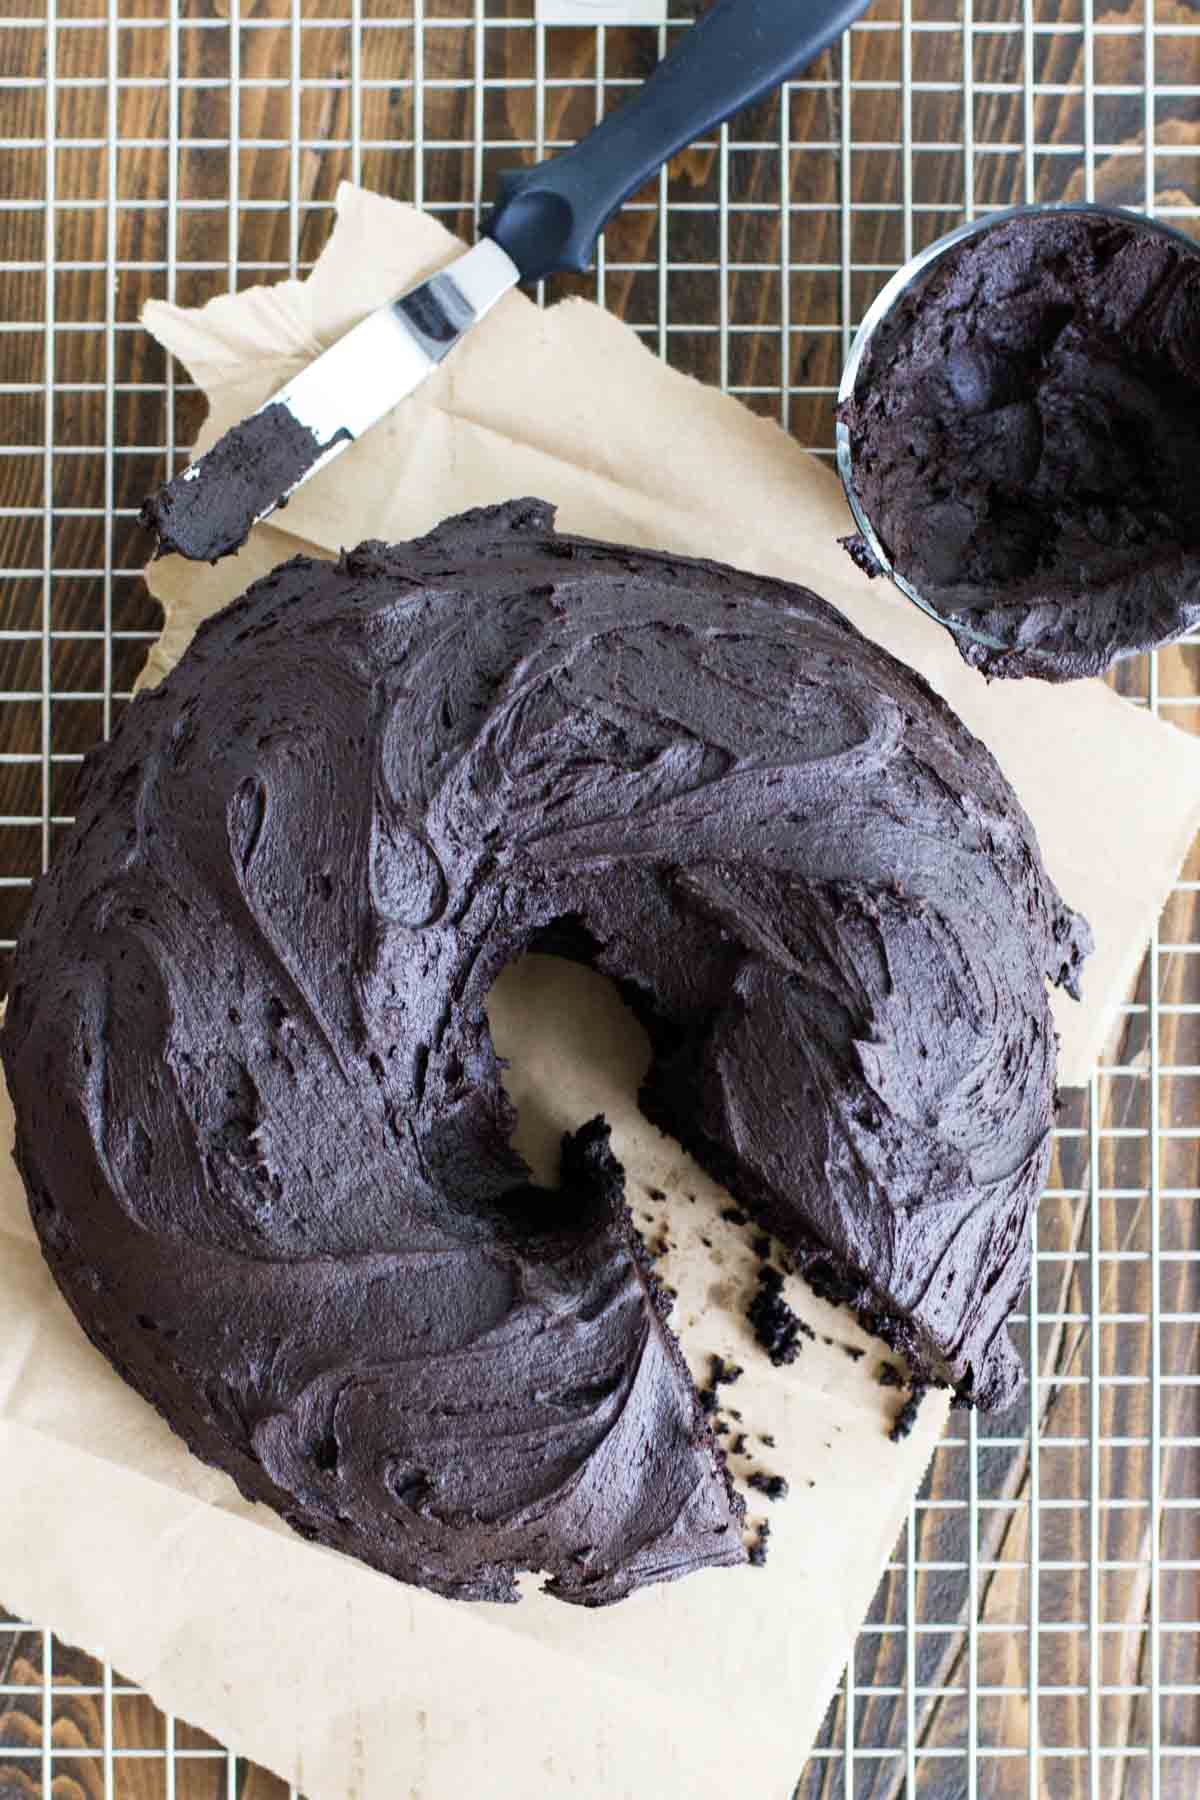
2, 182, 1198, 1799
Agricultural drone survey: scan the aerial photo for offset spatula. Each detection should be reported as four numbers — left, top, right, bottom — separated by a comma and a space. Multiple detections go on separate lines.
142, 0, 868, 563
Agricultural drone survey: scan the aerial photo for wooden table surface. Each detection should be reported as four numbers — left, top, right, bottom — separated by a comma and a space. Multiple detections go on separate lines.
0, 1, 1196, 1794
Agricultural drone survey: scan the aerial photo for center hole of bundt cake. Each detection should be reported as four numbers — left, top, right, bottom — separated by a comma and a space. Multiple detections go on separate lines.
484, 949, 652, 1193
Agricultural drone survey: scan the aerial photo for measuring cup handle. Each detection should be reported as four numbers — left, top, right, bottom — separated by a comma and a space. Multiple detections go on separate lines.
483, 0, 867, 283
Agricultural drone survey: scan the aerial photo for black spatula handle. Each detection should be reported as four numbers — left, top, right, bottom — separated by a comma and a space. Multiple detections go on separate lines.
484, 0, 867, 282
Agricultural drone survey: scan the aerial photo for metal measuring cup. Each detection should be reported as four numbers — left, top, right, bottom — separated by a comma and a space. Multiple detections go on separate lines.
834, 201, 1200, 677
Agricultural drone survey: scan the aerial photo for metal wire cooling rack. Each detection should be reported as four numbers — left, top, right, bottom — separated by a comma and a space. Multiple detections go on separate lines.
0, 1, 1197, 1795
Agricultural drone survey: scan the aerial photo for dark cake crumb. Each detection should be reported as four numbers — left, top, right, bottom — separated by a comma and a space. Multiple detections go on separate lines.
698, 1356, 742, 1418
731, 1432, 747, 1456
747, 1266, 814, 1366
748, 1520, 771, 1567
839, 531, 884, 579
877, 1361, 906, 1389
888, 1380, 929, 1443
720, 1206, 748, 1226
752, 1233, 772, 1261
645, 1185, 667, 1202
760, 1433, 776, 1449
747, 1472, 789, 1503
842, 1344, 867, 1363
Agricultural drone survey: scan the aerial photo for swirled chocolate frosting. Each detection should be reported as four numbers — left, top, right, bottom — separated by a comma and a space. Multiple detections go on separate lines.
2, 499, 1091, 1604
842, 210, 1200, 680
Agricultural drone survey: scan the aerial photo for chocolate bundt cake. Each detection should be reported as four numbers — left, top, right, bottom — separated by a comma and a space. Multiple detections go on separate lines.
1, 500, 1091, 1604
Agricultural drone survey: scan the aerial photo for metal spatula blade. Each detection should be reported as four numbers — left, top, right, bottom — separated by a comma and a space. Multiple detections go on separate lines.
140, 0, 871, 565
140, 238, 519, 564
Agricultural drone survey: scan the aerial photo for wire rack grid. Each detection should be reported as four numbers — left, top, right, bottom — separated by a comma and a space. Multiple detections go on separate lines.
0, 1, 1197, 1796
